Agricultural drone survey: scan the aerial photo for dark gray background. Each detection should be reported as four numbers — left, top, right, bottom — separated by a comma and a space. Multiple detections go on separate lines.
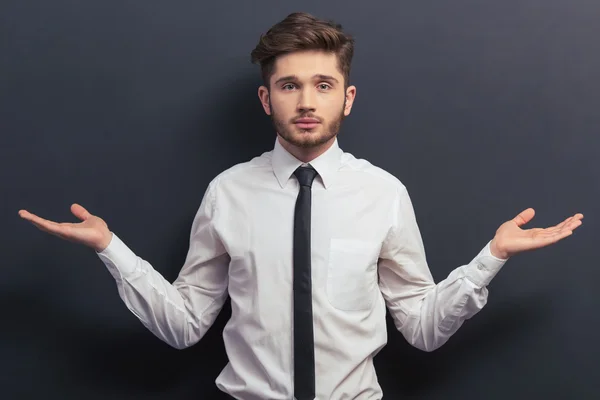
2, 0, 598, 399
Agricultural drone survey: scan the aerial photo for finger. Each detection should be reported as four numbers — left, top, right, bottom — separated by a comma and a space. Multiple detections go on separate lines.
30, 218, 66, 235
558, 213, 585, 228
512, 208, 535, 227
526, 226, 567, 236
20, 211, 68, 236
566, 218, 583, 231
528, 230, 573, 249
71, 203, 92, 221
525, 228, 566, 244
19, 210, 56, 226
539, 215, 582, 233
21, 209, 78, 226
35, 221, 84, 244
554, 216, 574, 230
552, 218, 583, 233
543, 228, 575, 243
18, 209, 35, 221
538, 223, 571, 235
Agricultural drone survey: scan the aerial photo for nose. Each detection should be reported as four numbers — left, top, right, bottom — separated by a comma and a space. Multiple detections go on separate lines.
297, 87, 316, 113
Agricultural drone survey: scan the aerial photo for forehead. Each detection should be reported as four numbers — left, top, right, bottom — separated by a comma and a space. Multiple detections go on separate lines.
271, 50, 342, 81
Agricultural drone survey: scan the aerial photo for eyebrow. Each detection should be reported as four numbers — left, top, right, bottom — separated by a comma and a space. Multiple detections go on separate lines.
274, 74, 339, 85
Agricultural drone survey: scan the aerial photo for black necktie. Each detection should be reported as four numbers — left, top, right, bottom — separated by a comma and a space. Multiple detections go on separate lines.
293, 165, 318, 400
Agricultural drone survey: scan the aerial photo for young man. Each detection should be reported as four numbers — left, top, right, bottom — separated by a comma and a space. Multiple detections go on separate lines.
19, 12, 583, 400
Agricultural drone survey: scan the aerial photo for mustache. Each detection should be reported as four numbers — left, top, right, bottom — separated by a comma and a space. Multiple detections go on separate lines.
291, 114, 323, 123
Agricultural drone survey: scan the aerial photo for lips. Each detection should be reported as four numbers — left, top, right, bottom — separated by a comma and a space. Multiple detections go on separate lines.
294, 117, 320, 130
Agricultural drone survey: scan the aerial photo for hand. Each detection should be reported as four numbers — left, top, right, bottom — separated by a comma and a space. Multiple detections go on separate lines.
18, 203, 113, 252
490, 208, 583, 259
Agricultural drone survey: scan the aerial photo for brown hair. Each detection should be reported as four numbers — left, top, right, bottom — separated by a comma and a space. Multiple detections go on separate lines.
250, 12, 354, 88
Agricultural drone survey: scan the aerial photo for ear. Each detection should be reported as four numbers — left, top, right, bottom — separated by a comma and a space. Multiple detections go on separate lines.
343, 85, 357, 116
258, 85, 271, 115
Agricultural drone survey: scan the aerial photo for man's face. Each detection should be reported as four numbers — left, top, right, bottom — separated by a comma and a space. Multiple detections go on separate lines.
258, 50, 356, 149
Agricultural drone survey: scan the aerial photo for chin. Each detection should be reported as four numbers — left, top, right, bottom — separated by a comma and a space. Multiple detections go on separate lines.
277, 125, 336, 148
294, 136, 332, 149
295, 130, 321, 138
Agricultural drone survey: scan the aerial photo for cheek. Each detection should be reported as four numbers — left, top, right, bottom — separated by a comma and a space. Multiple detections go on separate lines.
271, 97, 295, 115
319, 96, 345, 115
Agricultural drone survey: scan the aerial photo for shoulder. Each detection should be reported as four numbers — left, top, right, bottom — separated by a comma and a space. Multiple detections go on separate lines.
204, 149, 273, 193
339, 149, 408, 194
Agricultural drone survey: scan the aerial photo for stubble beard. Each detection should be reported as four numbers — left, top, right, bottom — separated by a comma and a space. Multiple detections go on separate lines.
269, 99, 346, 149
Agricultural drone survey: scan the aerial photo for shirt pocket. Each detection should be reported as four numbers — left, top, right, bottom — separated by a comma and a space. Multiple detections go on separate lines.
326, 238, 381, 311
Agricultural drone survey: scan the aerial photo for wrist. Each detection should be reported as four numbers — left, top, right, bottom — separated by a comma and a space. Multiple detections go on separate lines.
95, 232, 113, 253
490, 238, 509, 259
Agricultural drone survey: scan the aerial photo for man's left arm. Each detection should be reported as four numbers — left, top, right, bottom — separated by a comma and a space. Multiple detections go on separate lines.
378, 185, 583, 352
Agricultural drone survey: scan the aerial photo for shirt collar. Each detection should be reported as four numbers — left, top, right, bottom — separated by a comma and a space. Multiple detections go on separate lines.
271, 137, 342, 189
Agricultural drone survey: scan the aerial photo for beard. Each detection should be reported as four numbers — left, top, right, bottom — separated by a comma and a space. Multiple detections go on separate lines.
269, 98, 346, 149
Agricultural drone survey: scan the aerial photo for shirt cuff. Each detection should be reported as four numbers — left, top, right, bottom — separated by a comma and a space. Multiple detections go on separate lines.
96, 232, 139, 280
465, 240, 508, 287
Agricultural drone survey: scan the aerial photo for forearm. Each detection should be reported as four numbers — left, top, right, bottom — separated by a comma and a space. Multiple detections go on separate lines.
387, 265, 489, 352
97, 232, 228, 349
382, 241, 507, 352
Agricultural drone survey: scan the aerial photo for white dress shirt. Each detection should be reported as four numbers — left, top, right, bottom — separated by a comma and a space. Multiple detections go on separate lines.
96, 137, 507, 400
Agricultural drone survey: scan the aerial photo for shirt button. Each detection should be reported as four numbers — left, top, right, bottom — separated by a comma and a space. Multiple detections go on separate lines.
477, 263, 484, 270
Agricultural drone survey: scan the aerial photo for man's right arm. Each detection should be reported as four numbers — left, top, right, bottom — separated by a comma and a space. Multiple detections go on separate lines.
96, 179, 230, 350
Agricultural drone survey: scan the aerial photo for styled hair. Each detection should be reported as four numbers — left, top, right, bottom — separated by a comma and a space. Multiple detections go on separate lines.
250, 12, 354, 88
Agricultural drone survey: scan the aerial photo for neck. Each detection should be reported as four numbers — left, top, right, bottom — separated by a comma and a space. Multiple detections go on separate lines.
277, 135, 336, 163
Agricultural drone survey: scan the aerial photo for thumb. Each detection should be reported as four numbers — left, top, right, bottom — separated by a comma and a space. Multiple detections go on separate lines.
71, 203, 92, 221
512, 208, 535, 227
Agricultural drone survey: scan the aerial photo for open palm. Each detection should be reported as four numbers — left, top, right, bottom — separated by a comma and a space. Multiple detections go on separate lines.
491, 208, 584, 259
19, 203, 112, 252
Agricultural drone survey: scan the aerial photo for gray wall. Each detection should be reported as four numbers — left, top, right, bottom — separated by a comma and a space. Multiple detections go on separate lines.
2, 0, 598, 399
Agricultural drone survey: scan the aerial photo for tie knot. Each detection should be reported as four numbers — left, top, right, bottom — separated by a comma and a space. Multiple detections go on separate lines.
294, 166, 318, 187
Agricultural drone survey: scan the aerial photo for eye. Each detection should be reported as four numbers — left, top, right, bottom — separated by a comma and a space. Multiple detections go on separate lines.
318, 83, 332, 90
282, 83, 296, 90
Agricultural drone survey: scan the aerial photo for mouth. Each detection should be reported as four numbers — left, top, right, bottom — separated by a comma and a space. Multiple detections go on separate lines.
294, 118, 320, 130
